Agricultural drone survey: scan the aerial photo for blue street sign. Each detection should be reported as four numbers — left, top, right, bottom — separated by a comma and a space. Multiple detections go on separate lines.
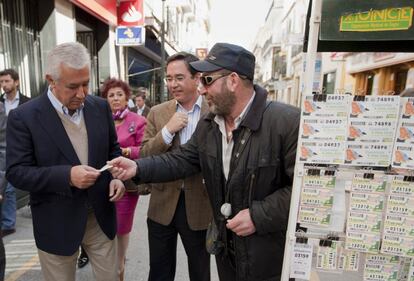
116, 26, 145, 46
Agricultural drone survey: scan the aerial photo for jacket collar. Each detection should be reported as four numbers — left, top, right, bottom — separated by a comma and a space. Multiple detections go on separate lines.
204, 85, 268, 131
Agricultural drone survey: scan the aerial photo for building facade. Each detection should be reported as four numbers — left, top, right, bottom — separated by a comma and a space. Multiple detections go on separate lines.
128, 0, 211, 104
0, 0, 210, 206
253, 0, 414, 108
0, 0, 123, 97
0, 0, 210, 103
252, 0, 308, 107
344, 52, 414, 96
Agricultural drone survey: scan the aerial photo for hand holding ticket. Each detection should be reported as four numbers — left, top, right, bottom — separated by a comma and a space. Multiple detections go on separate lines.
70, 165, 100, 189
99, 164, 113, 172
106, 156, 138, 181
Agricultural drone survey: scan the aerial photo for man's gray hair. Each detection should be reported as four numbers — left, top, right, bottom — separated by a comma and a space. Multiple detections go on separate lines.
46, 42, 90, 80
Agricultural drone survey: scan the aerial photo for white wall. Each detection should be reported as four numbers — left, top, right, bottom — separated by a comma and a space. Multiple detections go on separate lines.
98, 27, 122, 81
55, 0, 76, 43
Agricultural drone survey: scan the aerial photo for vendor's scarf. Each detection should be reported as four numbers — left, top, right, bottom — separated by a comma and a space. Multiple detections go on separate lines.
112, 107, 129, 120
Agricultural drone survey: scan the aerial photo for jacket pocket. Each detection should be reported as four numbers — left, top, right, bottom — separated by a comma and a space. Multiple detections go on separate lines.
256, 155, 281, 192
257, 154, 280, 168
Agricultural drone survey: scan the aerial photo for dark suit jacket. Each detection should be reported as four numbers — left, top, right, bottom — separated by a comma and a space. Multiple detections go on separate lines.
6, 93, 121, 255
0, 91, 30, 106
131, 105, 150, 118
140, 98, 212, 230
140, 106, 150, 118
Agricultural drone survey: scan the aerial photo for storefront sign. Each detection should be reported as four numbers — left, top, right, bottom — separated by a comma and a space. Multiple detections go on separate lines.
340, 7, 413, 32
195, 48, 208, 60
118, 0, 144, 27
116, 26, 145, 46
320, 0, 414, 42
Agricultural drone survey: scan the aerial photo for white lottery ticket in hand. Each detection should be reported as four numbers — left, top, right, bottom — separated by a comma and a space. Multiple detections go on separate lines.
99, 164, 113, 172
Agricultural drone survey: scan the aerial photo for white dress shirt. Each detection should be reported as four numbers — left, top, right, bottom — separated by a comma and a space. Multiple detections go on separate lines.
161, 95, 203, 145
137, 104, 146, 116
214, 92, 255, 180
4, 91, 20, 116
47, 87, 84, 125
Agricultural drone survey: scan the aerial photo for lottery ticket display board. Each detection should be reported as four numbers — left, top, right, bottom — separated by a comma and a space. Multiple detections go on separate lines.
288, 95, 414, 281
392, 97, 414, 169
298, 95, 401, 166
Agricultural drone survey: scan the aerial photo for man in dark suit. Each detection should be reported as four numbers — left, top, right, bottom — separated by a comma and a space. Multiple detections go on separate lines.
133, 88, 150, 118
140, 52, 212, 281
6, 42, 125, 281
0, 69, 30, 113
0, 68, 30, 237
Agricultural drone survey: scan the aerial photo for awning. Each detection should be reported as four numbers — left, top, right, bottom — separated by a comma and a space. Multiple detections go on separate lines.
304, 0, 414, 52
70, 0, 117, 26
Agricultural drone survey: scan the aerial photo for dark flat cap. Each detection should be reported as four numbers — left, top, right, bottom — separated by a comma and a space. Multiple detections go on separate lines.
190, 43, 255, 80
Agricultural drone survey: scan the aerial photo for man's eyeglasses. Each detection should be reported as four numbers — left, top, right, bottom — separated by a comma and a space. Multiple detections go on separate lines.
200, 73, 230, 86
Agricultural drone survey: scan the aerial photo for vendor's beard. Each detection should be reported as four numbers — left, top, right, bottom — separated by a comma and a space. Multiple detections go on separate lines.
209, 84, 236, 116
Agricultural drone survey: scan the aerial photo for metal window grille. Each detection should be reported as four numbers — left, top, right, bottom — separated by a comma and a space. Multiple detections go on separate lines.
0, 0, 42, 97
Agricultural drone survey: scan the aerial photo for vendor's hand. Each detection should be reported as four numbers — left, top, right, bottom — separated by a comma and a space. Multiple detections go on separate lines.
70, 165, 100, 189
107, 156, 137, 181
109, 179, 125, 202
226, 208, 256, 237
165, 112, 188, 134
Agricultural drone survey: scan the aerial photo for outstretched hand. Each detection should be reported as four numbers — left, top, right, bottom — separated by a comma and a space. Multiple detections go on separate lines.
107, 156, 138, 181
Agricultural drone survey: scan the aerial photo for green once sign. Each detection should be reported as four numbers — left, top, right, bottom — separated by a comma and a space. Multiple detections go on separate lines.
320, 0, 414, 41
340, 7, 413, 32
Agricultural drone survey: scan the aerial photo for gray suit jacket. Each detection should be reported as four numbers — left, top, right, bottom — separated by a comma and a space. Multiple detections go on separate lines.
140, 98, 212, 230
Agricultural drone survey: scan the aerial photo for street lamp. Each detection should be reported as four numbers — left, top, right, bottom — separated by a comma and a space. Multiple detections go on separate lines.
160, 0, 166, 102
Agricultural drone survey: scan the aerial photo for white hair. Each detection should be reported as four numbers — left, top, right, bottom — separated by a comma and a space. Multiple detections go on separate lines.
46, 42, 90, 80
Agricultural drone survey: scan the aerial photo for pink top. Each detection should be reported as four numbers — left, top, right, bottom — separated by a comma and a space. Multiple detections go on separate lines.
115, 111, 146, 159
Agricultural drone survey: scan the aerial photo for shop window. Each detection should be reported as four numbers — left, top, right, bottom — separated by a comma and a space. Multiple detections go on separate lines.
322, 71, 336, 94
0, 0, 42, 207
0, 0, 42, 97
75, 7, 101, 96
366, 72, 375, 95
127, 47, 160, 106
0, 30, 4, 70
76, 30, 98, 95
394, 69, 408, 95
273, 50, 287, 78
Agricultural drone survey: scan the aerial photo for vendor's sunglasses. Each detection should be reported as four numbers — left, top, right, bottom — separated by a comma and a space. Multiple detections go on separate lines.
200, 73, 231, 86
